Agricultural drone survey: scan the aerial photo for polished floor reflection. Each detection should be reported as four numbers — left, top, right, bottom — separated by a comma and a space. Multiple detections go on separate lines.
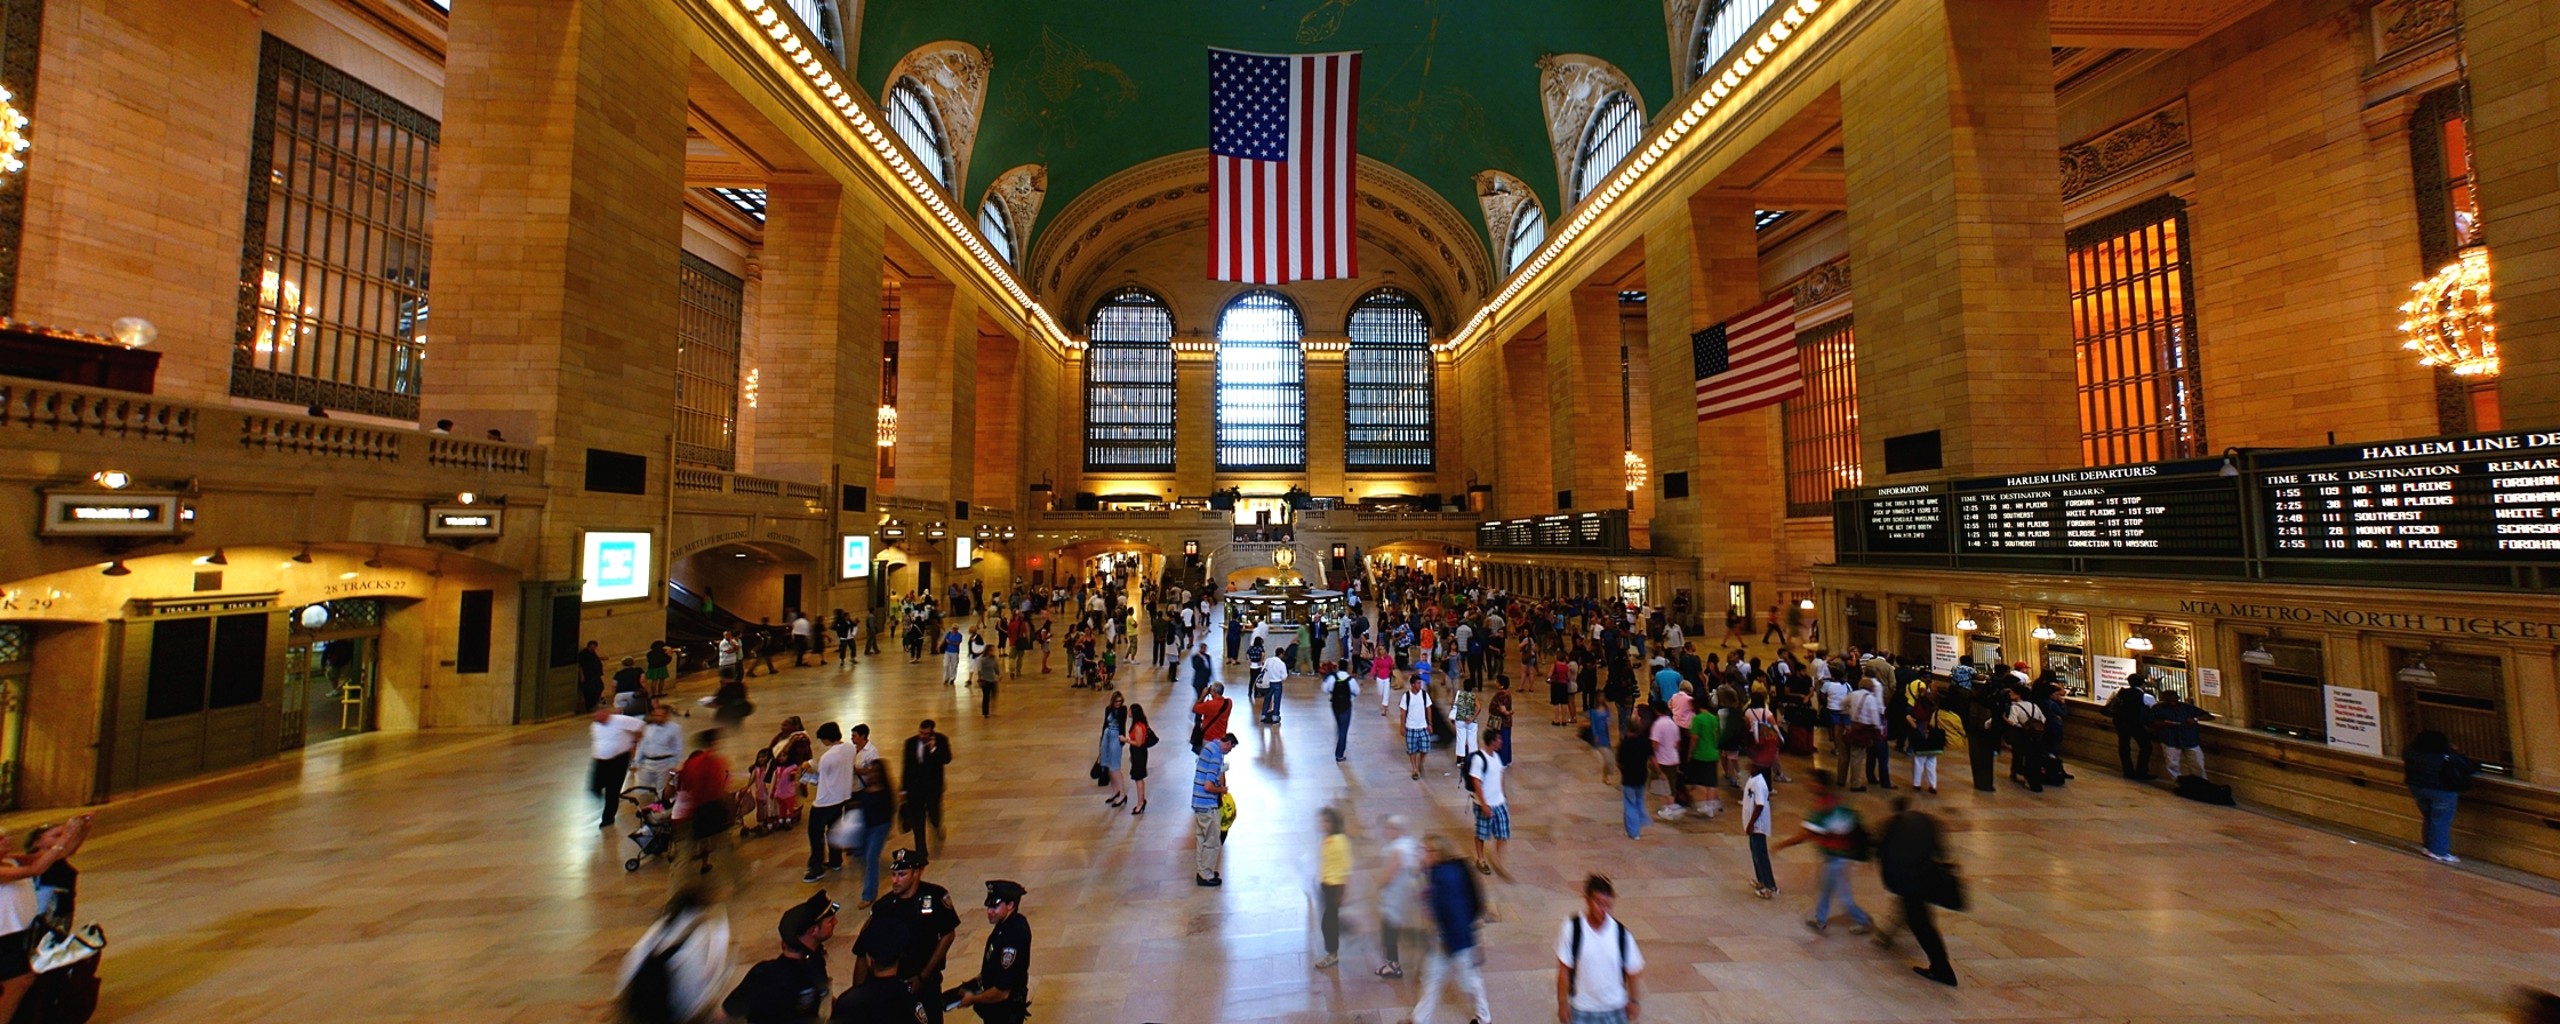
41, 631, 2560, 1023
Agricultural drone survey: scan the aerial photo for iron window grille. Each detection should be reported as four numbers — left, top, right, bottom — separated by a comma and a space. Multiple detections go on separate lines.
1345, 289, 1434, 470
1084, 287, 1178, 471
2066, 195, 2206, 467
1216, 290, 1307, 471
675, 253, 745, 470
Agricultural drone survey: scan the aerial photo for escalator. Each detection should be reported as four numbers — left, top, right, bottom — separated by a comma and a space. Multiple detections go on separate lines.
665, 579, 760, 672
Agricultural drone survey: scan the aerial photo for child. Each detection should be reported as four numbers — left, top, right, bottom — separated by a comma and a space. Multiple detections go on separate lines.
1588, 701, 1615, 784
746, 750, 781, 830
770, 758, 801, 828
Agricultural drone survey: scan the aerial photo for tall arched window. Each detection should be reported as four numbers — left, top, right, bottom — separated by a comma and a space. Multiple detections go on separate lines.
1345, 289, 1434, 470
1504, 200, 1546, 274
977, 197, 1016, 267
1083, 288, 1177, 471
1215, 290, 1306, 471
1691, 0, 1779, 85
885, 76, 953, 191
1570, 92, 1641, 204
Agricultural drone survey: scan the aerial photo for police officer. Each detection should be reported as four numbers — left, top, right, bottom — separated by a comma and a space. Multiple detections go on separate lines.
866, 849, 959, 1021
722, 891, 836, 1024
830, 912, 929, 1023
946, 880, 1032, 1024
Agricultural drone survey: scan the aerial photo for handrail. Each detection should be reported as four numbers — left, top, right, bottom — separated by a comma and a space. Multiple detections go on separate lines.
669, 462, 829, 506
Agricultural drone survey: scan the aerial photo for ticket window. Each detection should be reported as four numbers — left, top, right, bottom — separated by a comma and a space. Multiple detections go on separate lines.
2391, 648, 2510, 772
2034, 613, 2090, 699
1845, 597, 1878, 652
2238, 633, 2326, 741
1961, 605, 2003, 669
1896, 602, 1933, 662
2128, 622, 2195, 700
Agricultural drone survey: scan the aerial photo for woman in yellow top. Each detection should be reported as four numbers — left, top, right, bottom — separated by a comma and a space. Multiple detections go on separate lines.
1316, 806, 1353, 969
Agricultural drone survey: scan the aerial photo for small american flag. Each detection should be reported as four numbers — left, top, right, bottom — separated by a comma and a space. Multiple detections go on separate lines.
1208, 47, 1361, 283
1693, 296, 1802, 421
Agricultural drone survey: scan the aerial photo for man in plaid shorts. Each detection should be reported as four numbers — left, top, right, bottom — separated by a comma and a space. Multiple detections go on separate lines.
1468, 729, 1511, 879
1399, 674, 1434, 781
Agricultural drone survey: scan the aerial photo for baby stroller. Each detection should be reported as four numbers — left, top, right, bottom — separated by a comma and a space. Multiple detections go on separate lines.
621, 786, 676, 872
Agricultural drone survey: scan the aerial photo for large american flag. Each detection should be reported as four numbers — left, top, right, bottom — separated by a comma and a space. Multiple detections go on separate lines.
1693, 296, 1802, 420
1207, 47, 1361, 283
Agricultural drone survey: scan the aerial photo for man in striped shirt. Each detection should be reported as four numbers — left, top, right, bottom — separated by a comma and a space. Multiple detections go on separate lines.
1192, 733, 1238, 887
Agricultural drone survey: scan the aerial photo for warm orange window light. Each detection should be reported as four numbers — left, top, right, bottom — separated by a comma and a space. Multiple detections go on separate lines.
2067, 198, 2206, 467
1781, 317, 1860, 514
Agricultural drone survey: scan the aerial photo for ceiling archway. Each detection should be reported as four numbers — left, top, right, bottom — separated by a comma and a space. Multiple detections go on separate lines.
1030, 151, 1491, 334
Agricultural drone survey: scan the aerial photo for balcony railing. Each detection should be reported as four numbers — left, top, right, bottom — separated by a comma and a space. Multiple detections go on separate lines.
673, 465, 827, 502
0, 375, 539, 476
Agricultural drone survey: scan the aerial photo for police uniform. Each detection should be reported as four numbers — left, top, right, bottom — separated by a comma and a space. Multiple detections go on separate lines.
972, 904, 1032, 1023
868, 851, 960, 1023
723, 892, 836, 1024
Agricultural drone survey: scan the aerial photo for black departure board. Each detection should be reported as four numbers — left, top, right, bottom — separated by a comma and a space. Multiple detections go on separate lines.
1952, 459, 2243, 557
1854, 486, 1949, 554
2258, 430, 2560, 561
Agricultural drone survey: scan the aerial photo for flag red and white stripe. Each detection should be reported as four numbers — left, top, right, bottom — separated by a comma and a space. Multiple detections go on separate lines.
1207, 48, 1360, 283
1693, 296, 1803, 421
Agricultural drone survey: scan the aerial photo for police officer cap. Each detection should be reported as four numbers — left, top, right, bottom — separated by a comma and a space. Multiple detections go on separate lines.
984, 879, 1026, 905
779, 890, 838, 939
889, 848, 927, 871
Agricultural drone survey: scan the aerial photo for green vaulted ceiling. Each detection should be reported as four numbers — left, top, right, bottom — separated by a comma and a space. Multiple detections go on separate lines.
854, 0, 1674, 257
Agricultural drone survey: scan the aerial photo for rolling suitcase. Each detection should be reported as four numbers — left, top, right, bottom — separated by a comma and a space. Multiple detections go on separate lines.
1784, 724, 1816, 756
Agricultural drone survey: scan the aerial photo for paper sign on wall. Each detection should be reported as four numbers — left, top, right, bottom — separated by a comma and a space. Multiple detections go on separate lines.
2324, 685, 2384, 756
1928, 633, 1959, 674
2198, 666, 2223, 698
2092, 655, 2137, 703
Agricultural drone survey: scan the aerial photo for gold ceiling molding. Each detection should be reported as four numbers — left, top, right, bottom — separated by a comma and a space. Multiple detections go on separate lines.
2060, 98, 2189, 203
1474, 170, 1538, 267
884, 40, 991, 194
1030, 151, 1488, 332
1537, 54, 1646, 205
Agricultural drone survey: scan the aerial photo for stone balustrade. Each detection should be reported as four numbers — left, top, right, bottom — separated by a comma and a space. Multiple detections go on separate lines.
0, 374, 539, 477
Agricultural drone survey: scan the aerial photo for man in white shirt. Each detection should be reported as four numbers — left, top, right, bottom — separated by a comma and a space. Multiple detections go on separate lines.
803, 723, 855, 883
1468, 730, 1510, 879
789, 611, 814, 666
1399, 676, 1434, 781
1258, 650, 1289, 724
716, 631, 742, 683
1847, 678, 1889, 791
1556, 874, 1646, 1024
589, 707, 644, 829
633, 704, 684, 797
1743, 765, 1778, 898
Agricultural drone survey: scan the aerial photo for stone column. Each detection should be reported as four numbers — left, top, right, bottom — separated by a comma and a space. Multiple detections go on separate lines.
1839, 0, 2076, 477
1621, 299, 1656, 525
425, 0, 690, 659
752, 182, 884, 493
1547, 286, 1630, 510
1305, 337, 1348, 497
2471, 0, 2560, 424
1642, 207, 1703, 564
1174, 346, 1216, 497
973, 331, 1021, 510
1689, 197, 1783, 603
893, 279, 976, 506
1497, 330, 1556, 515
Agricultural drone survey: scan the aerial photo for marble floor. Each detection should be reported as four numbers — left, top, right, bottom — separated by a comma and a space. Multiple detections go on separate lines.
36, 631, 2560, 1023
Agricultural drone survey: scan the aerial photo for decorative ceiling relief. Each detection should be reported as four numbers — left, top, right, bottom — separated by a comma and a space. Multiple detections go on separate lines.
887, 41, 993, 195
2059, 98, 2189, 203
986, 164, 1049, 242
1473, 169, 1536, 264
1536, 54, 1644, 205
1662, 0, 1704, 90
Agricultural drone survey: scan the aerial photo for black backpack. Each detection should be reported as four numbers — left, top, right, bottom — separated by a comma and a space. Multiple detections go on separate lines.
1328, 673, 1354, 714
1564, 916, 1630, 994
1460, 750, 1484, 793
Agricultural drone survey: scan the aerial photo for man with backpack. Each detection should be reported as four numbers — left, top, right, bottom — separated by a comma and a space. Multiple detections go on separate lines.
1321, 661, 1359, 762
1398, 675, 1435, 781
1555, 873, 1646, 1024
1466, 730, 1510, 879
2107, 675, 2158, 778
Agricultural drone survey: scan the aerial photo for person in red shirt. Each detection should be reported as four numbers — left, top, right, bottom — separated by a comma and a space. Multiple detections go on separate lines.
1190, 682, 1234, 754
672, 728, 735, 890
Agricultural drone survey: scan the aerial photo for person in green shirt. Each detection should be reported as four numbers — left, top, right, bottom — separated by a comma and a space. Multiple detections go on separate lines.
1688, 697, 1724, 817
1772, 770, 1874, 934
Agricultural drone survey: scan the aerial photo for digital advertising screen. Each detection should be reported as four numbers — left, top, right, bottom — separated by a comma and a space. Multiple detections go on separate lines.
581, 531, 653, 603
841, 535, 872, 580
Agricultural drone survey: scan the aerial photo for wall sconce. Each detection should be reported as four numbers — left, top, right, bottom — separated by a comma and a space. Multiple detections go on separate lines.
2123, 634, 2156, 653
291, 543, 315, 564
2239, 640, 2276, 667
1954, 617, 1978, 632
100, 560, 130, 576
1798, 598, 1815, 611
2029, 625, 2057, 641
91, 470, 131, 490
197, 548, 228, 566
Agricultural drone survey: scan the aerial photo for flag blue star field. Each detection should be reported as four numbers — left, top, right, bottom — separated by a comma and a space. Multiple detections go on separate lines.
1692, 296, 1801, 421
1207, 47, 1361, 283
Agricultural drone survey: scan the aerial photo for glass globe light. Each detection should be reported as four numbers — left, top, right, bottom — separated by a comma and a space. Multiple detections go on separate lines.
111, 317, 156, 349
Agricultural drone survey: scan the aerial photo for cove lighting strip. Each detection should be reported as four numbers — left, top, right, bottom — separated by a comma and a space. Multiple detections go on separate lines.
732, 0, 1080, 351
1438, 0, 1830, 353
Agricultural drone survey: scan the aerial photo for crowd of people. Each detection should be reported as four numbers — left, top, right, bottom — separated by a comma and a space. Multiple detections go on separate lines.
602, 554, 2503, 1024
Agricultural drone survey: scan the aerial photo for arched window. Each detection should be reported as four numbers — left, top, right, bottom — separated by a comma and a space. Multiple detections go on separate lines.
977, 197, 1016, 267
1345, 289, 1434, 470
1504, 200, 1546, 274
1083, 287, 1177, 471
1691, 0, 1779, 85
885, 76, 953, 191
1215, 290, 1306, 471
1570, 91, 1641, 205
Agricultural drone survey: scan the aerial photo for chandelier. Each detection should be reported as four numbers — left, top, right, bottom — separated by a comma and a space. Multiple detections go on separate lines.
0, 87, 26, 175
1622, 449, 1648, 493
876, 404, 897, 447
2400, 246, 2497, 376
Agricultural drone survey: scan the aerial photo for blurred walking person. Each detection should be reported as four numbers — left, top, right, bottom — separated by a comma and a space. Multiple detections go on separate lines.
1409, 834, 1490, 1024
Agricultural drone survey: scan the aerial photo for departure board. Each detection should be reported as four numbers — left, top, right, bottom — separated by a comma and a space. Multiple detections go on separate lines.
1853, 486, 1949, 553
1952, 460, 2243, 557
2258, 430, 2560, 561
